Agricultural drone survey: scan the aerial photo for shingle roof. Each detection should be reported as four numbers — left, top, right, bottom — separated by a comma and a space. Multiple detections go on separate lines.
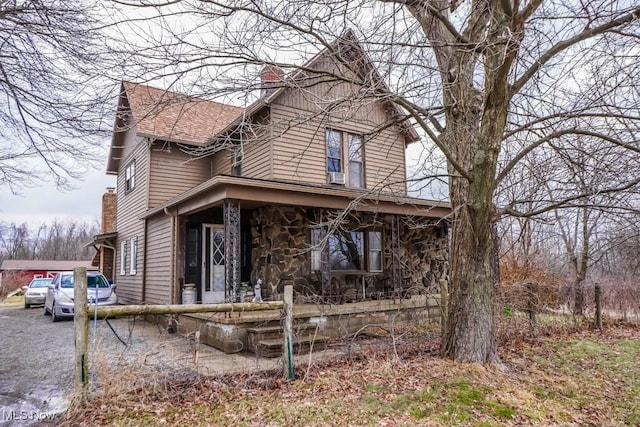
0, 260, 97, 271
122, 81, 243, 146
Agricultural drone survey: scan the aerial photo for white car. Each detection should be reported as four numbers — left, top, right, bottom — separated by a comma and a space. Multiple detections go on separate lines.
44, 271, 117, 322
23, 278, 53, 308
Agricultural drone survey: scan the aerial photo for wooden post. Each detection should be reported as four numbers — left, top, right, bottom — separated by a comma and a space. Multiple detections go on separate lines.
439, 279, 448, 334
595, 283, 602, 329
73, 267, 89, 402
283, 285, 294, 380
527, 281, 537, 336
193, 331, 200, 365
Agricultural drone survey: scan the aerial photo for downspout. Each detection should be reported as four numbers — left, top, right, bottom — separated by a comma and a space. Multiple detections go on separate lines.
142, 219, 148, 303
163, 207, 177, 304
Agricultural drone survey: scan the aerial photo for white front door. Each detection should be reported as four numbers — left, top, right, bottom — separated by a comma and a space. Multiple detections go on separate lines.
202, 224, 225, 303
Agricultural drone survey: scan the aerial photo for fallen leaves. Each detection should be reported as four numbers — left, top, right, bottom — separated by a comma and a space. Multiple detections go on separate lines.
56, 322, 640, 426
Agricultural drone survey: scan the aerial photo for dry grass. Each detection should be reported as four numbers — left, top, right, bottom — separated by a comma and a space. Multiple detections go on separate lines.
55, 317, 640, 427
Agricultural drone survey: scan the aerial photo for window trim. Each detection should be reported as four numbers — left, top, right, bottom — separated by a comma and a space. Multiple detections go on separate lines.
326, 129, 343, 174
311, 227, 381, 273
347, 134, 364, 188
120, 240, 127, 276
130, 237, 137, 275
367, 230, 383, 272
326, 129, 365, 188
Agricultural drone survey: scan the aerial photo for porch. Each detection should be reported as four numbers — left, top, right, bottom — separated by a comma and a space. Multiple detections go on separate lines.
177, 294, 442, 355
176, 201, 449, 307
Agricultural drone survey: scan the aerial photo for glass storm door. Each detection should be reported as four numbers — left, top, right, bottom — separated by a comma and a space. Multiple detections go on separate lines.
202, 224, 225, 303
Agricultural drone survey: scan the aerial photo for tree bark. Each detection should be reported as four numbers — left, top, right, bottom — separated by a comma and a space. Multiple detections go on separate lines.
410, 0, 514, 364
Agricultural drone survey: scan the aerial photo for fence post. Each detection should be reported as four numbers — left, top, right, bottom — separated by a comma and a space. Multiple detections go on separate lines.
283, 285, 294, 380
527, 281, 537, 336
595, 283, 602, 329
74, 267, 89, 402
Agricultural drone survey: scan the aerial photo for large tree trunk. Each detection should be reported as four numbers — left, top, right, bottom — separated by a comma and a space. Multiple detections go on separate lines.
573, 277, 585, 316
411, 0, 516, 364
441, 198, 500, 363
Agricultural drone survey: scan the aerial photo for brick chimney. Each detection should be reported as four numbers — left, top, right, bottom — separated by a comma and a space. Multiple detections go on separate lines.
102, 187, 117, 234
260, 64, 285, 97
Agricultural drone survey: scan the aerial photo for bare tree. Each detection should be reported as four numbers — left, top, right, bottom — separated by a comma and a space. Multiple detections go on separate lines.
110, 0, 640, 363
0, 0, 116, 192
499, 129, 640, 317
0, 222, 30, 261
0, 220, 98, 263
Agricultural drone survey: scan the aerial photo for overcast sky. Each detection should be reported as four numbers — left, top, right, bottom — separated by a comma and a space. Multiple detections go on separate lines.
0, 168, 116, 229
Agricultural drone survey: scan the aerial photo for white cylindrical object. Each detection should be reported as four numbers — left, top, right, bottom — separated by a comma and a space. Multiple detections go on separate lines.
182, 284, 197, 305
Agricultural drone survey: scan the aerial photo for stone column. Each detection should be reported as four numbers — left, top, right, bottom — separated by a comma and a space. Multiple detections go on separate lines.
224, 199, 241, 302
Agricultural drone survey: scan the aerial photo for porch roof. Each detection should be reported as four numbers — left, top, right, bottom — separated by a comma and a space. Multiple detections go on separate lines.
140, 175, 451, 219
82, 232, 118, 249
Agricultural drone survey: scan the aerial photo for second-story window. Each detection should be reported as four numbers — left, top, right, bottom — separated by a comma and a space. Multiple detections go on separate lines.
125, 160, 135, 192
348, 134, 364, 188
326, 129, 365, 187
326, 129, 342, 173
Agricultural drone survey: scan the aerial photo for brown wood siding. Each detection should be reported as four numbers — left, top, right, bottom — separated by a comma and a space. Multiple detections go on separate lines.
144, 214, 173, 304
114, 138, 147, 304
148, 143, 211, 207
211, 149, 232, 176
241, 133, 272, 179
267, 54, 408, 194
269, 103, 407, 194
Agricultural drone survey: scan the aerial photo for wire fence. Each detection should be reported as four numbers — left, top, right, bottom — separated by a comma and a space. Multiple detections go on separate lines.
78, 291, 443, 401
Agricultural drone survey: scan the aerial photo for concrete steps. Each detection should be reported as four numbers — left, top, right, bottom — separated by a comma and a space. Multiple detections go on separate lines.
247, 322, 331, 358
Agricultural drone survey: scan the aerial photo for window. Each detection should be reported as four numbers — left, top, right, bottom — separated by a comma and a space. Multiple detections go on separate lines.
348, 134, 364, 188
232, 146, 242, 176
368, 231, 382, 272
310, 228, 322, 271
120, 240, 126, 275
326, 129, 342, 173
125, 161, 135, 192
311, 227, 381, 272
130, 237, 137, 275
326, 129, 365, 187
329, 230, 364, 271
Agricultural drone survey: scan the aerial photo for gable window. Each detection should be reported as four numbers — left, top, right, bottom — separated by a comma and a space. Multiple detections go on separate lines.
130, 237, 138, 275
125, 161, 135, 192
326, 129, 365, 188
120, 240, 127, 275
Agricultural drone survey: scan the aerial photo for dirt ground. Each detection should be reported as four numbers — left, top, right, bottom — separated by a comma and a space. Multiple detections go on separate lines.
0, 303, 341, 426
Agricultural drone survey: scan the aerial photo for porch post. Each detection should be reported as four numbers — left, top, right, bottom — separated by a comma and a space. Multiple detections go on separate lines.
391, 215, 402, 298
318, 210, 330, 298
224, 199, 241, 302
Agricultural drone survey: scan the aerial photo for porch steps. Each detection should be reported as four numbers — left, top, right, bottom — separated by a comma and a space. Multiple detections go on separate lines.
247, 322, 331, 358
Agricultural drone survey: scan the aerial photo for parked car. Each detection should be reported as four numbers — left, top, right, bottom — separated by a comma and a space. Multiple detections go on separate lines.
23, 277, 53, 308
44, 271, 117, 322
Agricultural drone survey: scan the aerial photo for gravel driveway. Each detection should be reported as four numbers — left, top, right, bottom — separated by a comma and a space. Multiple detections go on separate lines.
0, 303, 341, 426
0, 305, 72, 426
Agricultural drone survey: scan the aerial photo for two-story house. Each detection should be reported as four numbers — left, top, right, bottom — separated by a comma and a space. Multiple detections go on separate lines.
95, 32, 450, 310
